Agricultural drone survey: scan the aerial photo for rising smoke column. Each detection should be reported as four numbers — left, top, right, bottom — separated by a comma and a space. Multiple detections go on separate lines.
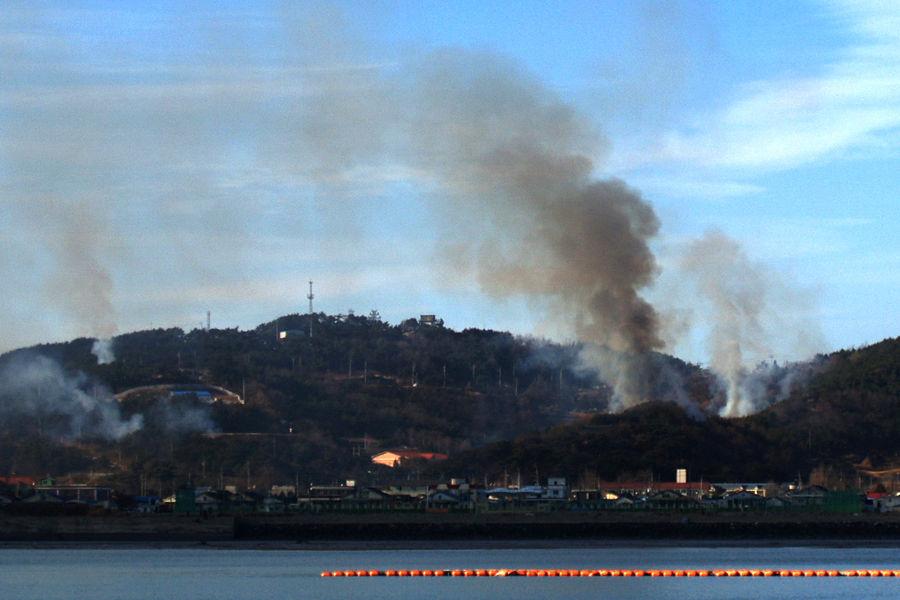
28, 199, 118, 363
398, 51, 665, 408
288, 36, 665, 360
679, 230, 822, 416
284, 40, 667, 407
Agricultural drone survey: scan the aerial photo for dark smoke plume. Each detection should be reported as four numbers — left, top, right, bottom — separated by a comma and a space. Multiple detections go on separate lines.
295, 47, 666, 407
1, 6, 823, 417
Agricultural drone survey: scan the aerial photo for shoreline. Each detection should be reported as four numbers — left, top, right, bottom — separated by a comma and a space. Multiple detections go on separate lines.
3, 511, 900, 545
3, 537, 900, 551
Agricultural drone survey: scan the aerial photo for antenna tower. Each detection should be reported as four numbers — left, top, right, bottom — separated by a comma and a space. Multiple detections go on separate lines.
307, 280, 314, 338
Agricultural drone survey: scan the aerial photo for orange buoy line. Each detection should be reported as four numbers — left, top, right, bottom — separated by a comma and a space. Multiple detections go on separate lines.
321, 568, 898, 577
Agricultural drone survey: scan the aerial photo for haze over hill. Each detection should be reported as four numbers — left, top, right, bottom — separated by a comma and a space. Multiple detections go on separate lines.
11, 3, 897, 421
6, 3, 900, 505
0, 316, 896, 495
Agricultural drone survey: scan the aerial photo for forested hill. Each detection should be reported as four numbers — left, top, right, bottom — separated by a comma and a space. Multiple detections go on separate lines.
433, 337, 900, 488
0, 313, 707, 490
0, 314, 897, 494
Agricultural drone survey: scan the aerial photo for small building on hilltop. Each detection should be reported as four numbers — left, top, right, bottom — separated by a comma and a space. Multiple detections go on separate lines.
371, 450, 448, 468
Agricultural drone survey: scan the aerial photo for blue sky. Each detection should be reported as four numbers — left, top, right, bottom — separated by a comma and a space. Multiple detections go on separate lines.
1, 0, 898, 367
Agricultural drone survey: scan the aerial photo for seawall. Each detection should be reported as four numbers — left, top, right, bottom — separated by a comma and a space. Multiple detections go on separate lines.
3, 511, 900, 543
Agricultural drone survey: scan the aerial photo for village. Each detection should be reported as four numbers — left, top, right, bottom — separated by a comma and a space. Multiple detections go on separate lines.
3, 470, 897, 517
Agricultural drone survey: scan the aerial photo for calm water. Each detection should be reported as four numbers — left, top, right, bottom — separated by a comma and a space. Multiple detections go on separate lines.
1, 542, 898, 600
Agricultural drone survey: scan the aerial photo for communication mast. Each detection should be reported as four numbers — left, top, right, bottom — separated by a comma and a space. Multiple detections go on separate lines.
307, 280, 314, 338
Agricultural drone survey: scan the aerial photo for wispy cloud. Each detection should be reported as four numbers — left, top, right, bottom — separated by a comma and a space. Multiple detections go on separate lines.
660, 0, 900, 170
627, 175, 766, 202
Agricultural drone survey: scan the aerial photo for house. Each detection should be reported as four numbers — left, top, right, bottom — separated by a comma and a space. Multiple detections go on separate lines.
371, 450, 448, 468
713, 482, 774, 497
383, 482, 430, 499
764, 496, 791, 509
612, 495, 636, 508
308, 482, 358, 503
23, 490, 63, 503
867, 492, 900, 512
718, 490, 767, 509
34, 483, 112, 504
132, 496, 160, 513
583, 481, 711, 501
270, 485, 296, 498
427, 489, 463, 507
787, 485, 828, 506
424, 479, 483, 509
545, 477, 567, 500
641, 490, 699, 510
194, 491, 220, 513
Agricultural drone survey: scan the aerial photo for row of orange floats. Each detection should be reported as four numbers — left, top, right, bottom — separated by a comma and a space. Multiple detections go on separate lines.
322, 568, 900, 578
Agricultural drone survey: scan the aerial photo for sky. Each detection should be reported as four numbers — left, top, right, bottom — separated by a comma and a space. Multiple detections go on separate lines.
1, 0, 899, 368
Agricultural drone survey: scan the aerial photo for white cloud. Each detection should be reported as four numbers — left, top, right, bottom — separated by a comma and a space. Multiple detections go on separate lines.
626, 174, 765, 202
659, 0, 900, 170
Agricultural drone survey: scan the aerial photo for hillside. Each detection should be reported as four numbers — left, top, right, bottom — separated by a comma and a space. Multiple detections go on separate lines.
434, 338, 900, 489
0, 315, 897, 495
1, 314, 686, 492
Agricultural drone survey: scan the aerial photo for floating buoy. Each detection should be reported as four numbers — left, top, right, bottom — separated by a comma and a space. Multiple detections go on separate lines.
323, 566, 893, 579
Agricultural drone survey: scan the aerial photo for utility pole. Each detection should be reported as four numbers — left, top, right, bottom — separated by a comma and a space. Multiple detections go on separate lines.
307, 280, 314, 338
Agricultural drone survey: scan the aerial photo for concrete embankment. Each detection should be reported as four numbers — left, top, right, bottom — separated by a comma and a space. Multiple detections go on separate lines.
3, 511, 900, 543
0, 513, 235, 541
235, 512, 900, 542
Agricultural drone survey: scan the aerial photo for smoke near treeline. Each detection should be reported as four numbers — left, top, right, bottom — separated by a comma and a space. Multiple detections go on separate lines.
0, 353, 216, 442
0, 354, 142, 441
0, 5, 822, 421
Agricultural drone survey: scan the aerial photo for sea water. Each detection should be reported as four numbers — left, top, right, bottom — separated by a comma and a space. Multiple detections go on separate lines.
1, 542, 898, 600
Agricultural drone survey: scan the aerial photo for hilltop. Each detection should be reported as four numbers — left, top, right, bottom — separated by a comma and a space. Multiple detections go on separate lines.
0, 314, 897, 495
